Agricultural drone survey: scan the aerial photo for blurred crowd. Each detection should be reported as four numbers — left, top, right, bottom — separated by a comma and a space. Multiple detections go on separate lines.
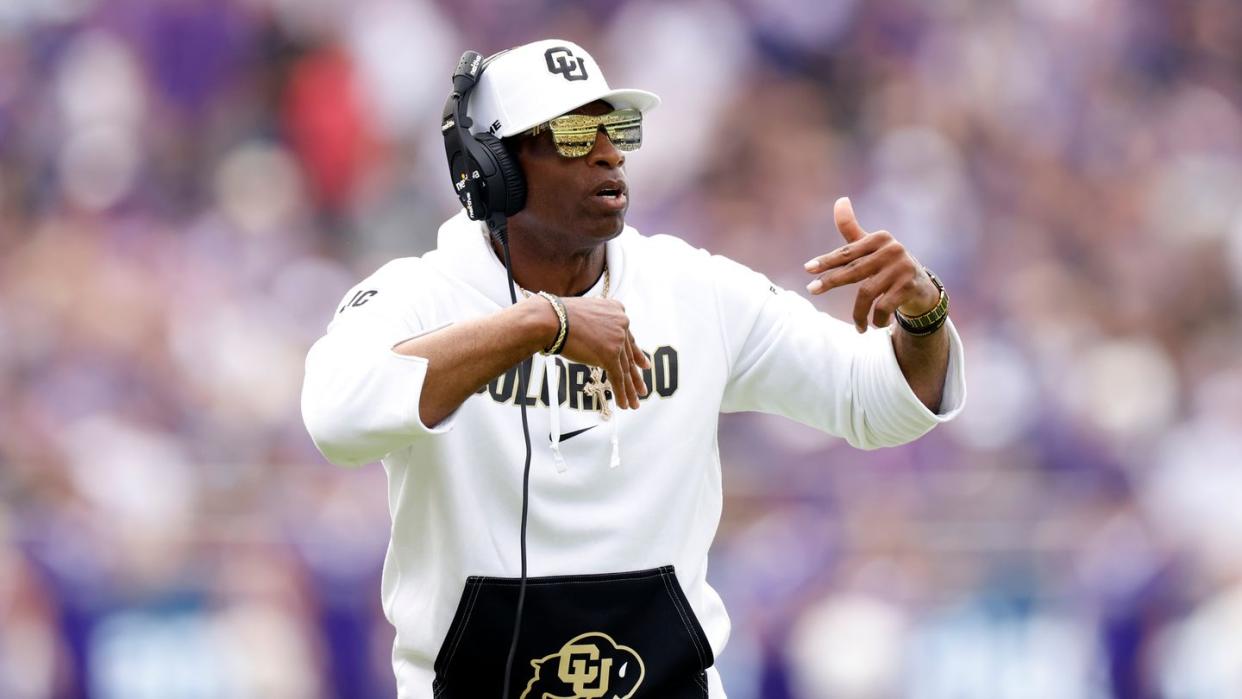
2, 0, 1241, 697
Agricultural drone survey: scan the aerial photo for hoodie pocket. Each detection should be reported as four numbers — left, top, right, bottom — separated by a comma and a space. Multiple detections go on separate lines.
432, 565, 712, 698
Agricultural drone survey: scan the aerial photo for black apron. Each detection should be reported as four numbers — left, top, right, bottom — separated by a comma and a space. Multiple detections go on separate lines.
432, 566, 714, 698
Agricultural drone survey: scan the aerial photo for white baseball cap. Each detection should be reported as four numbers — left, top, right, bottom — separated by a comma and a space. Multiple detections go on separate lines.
467, 39, 661, 139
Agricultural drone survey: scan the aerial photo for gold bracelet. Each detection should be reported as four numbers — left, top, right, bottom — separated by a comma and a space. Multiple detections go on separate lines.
535, 291, 569, 354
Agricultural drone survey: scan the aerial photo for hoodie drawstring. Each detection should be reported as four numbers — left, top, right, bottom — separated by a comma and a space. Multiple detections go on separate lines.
545, 355, 568, 473
609, 408, 621, 468
543, 355, 621, 471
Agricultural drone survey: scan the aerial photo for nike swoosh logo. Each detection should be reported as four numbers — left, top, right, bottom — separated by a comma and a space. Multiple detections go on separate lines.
552, 426, 597, 443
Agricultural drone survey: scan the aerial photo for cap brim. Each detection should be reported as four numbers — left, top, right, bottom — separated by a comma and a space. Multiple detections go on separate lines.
499, 88, 661, 138
599, 88, 661, 114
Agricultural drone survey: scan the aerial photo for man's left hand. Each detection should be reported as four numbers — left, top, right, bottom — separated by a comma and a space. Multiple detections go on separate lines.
803, 197, 940, 333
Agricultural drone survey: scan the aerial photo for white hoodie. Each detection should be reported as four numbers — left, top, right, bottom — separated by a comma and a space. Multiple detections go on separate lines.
301, 211, 966, 698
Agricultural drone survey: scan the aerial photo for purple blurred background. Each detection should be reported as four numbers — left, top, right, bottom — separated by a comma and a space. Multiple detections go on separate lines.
2, 0, 1242, 697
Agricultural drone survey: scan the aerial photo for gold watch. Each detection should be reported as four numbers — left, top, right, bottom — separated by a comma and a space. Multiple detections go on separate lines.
895, 269, 949, 336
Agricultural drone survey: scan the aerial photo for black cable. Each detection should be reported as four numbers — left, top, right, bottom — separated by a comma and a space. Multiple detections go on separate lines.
495, 220, 532, 699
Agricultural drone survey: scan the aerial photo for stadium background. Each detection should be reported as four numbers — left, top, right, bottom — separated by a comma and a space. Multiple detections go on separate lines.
2, 0, 1241, 696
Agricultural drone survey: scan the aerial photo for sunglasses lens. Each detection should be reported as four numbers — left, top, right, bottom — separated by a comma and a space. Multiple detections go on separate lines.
604, 122, 641, 151
551, 136, 595, 158
547, 109, 643, 157
600, 109, 642, 152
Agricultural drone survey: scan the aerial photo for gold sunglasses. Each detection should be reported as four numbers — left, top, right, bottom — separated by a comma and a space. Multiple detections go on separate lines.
525, 108, 643, 158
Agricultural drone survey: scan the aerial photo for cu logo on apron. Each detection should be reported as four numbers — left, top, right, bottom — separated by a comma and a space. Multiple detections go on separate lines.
521, 632, 645, 699
431, 566, 710, 698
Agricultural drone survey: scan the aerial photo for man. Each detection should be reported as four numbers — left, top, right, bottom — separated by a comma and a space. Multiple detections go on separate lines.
301, 39, 965, 699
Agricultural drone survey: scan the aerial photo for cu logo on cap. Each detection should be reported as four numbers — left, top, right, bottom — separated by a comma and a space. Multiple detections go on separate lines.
545, 47, 589, 82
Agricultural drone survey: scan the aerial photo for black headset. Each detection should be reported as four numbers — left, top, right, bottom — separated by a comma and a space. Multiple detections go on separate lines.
441, 50, 526, 240
441, 49, 533, 699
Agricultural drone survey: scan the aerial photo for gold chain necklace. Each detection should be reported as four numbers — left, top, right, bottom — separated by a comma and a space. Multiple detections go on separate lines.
517, 266, 609, 300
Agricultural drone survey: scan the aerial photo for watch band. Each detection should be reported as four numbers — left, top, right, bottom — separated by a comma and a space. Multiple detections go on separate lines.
895, 269, 949, 336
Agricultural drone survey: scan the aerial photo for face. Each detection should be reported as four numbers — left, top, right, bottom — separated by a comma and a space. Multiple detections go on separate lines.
509, 100, 630, 247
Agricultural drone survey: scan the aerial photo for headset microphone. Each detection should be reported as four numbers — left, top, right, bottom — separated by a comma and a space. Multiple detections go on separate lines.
441, 49, 532, 699
451, 50, 482, 93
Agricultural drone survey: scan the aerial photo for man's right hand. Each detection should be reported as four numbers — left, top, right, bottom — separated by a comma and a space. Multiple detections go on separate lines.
397, 294, 649, 429
554, 297, 649, 410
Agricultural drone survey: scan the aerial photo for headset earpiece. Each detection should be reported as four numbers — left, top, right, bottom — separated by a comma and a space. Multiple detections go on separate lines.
477, 133, 526, 215
443, 51, 527, 226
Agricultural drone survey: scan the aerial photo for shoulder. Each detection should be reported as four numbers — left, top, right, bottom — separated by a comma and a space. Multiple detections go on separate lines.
327, 255, 443, 326
625, 229, 708, 262
346, 255, 451, 297
621, 229, 722, 285
366, 256, 432, 283
622, 229, 770, 289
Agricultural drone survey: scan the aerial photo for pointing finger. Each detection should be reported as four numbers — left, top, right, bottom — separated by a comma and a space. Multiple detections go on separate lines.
627, 332, 650, 396
610, 356, 632, 410
808, 253, 881, 294
629, 331, 651, 370
619, 344, 639, 408
833, 197, 867, 244
804, 234, 885, 273
624, 348, 640, 408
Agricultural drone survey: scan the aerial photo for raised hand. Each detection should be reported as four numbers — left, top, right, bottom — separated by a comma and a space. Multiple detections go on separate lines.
803, 197, 940, 333
557, 297, 650, 410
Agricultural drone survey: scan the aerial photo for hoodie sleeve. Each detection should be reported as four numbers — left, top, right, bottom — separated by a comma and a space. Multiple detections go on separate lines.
715, 255, 966, 450
301, 259, 457, 467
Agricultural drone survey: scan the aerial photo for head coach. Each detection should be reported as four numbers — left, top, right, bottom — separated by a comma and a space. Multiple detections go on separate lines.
301, 39, 966, 699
